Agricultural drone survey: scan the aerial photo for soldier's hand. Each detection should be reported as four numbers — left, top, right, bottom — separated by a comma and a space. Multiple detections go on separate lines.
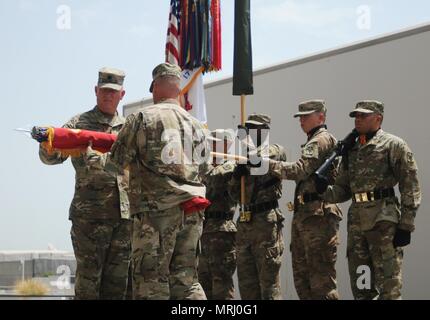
393, 228, 411, 248
247, 158, 261, 168
247, 155, 270, 169
247, 149, 260, 168
328, 234, 340, 247
31, 126, 49, 143
84, 141, 102, 168
237, 124, 249, 137
233, 164, 250, 179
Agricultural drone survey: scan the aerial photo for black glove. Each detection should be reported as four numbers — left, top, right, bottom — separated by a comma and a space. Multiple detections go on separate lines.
233, 164, 250, 179
313, 174, 329, 194
393, 228, 411, 248
247, 150, 261, 168
247, 158, 261, 168
236, 125, 249, 139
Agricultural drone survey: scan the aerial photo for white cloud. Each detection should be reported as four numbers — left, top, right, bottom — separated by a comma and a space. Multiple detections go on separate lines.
255, 1, 355, 28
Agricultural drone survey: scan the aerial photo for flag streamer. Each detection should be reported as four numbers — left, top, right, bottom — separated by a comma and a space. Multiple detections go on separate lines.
165, 0, 222, 124
167, 0, 221, 72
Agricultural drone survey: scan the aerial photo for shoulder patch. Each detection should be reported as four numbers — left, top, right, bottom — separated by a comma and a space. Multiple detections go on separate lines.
406, 152, 416, 166
302, 142, 319, 159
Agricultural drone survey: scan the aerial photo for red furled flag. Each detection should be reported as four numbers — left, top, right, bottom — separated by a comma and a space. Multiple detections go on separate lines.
33, 127, 117, 157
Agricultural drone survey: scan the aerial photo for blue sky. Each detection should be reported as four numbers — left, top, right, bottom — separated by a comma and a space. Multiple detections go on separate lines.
1, 0, 430, 250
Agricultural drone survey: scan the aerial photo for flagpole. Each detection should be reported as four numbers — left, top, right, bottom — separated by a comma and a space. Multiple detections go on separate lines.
233, 0, 253, 214
240, 95, 246, 207
210, 151, 247, 162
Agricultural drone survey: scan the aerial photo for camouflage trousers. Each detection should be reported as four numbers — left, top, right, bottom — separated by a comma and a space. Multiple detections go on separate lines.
132, 207, 207, 300
236, 209, 284, 300
291, 213, 340, 300
125, 256, 134, 299
198, 231, 237, 300
348, 220, 403, 300
70, 217, 132, 300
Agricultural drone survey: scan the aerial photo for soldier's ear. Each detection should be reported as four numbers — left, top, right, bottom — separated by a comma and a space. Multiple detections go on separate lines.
120, 90, 126, 100
94, 86, 98, 96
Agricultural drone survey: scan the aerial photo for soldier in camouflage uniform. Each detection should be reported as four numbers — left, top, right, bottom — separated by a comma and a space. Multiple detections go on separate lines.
268, 100, 342, 300
38, 68, 132, 300
198, 129, 237, 300
229, 114, 287, 300
109, 63, 211, 300
322, 100, 421, 300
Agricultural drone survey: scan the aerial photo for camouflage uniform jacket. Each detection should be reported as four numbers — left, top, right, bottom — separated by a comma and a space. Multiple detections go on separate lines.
39, 106, 130, 220
269, 126, 342, 221
109, 100, 211, 215
324, 129, 421, 232
229, 144, 287, 205
203, 160, 237, 233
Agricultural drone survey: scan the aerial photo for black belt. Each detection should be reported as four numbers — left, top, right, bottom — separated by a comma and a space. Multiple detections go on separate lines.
296, 193, 322, 205
243, 200, 279, 214
352, 188, 395, 203
205, 211, 234, 220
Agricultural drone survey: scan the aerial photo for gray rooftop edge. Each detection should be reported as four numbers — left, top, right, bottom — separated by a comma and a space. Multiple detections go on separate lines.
124, 21, 430, 110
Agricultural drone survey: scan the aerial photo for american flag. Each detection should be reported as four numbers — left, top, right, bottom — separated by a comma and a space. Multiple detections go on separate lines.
165, 0, 181, 65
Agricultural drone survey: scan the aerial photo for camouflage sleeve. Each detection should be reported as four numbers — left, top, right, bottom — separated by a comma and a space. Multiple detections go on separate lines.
200, 163, 214, 184
391, 140, 421, 232
109, 113, 141, 169
202, 165, 212, 186
82, 148, 111, 171
223, 164, 238, 204
323, 159, 352, 203
227, 164, 241, 203
230, 145, 285, 202
198, 138, 214, 182
269, 144, 287, 161
38, 116, 77, 165
269, 141, 319, 181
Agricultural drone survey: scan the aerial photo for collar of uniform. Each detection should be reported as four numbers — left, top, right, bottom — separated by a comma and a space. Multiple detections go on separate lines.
307, 125, 327, 141
93, 106, 123, 126
364, 128, 384, 146
157, 98, 180, 106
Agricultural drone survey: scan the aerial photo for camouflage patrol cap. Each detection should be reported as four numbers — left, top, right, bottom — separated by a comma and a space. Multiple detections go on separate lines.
208, 129, 234, 142
245, 113, 271, 127
349, 100, 384, 117
98, 67, 125, 91
149, 62, 182, 93
294, 100, 327, 118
